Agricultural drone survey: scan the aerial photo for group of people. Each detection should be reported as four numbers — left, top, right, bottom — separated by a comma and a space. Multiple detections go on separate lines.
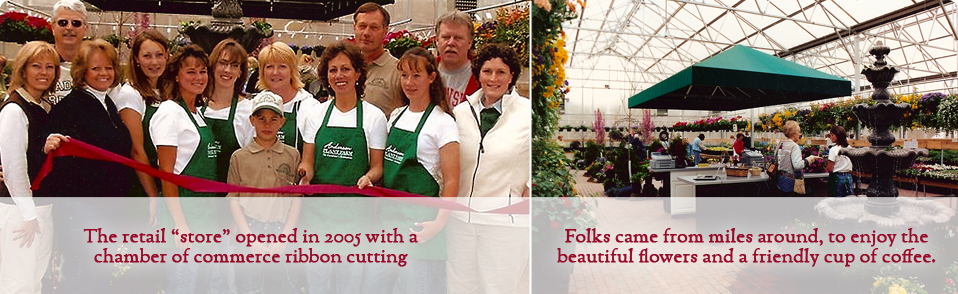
773, 121, 854, 197
684, 123, 852, 198
0, 1, 530, 293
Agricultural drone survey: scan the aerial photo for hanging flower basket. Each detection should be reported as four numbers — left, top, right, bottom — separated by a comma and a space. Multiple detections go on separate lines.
0, 11, 54, 44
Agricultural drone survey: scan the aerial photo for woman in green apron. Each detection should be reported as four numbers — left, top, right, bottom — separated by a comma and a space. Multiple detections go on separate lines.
255, 42, 318, 153
150, 45, 230, 293
365, 47, 460, 294
114, 29, 168, 224
203, 39, 253, 184
299, 41, 388, 294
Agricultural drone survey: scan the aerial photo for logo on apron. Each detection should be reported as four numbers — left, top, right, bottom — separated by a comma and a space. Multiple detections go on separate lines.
384, 145, 404, 165
207, 141, 221, 158
322, 142, 354, 160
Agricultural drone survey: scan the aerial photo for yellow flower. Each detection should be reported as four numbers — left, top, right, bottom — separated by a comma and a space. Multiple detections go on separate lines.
888, 284, 907, 294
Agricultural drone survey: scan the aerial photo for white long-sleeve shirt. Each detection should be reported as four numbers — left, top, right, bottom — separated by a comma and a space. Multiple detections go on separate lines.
0, 89, 44, 221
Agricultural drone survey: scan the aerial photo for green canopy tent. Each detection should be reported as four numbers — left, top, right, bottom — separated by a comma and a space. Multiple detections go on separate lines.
628, 45, 851, 111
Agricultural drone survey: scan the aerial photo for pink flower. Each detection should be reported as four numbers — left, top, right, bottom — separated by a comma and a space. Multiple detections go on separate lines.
550, 220, 559, 228
947, 278, 954, 285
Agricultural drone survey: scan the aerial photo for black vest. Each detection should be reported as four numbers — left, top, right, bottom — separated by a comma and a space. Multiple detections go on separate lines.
0, 91, 51, 201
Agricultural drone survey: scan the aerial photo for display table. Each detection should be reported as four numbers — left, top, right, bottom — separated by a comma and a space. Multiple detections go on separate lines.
650, 166, 723, 215
677, 172, 828, 185
653, 164, 828, 216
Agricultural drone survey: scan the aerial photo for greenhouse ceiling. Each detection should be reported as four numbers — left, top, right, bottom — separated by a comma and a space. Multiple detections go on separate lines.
563, 0, 958, 114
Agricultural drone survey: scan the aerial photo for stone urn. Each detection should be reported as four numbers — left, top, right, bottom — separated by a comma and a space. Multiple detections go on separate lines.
180, 0, 273, 54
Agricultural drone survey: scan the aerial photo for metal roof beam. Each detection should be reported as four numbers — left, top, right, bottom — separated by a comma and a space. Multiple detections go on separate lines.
671, 0, 847, 30
564, 26, 780, 51
777, 0, 953, 58
642, 0, 745, 71
567, 51, 693, 63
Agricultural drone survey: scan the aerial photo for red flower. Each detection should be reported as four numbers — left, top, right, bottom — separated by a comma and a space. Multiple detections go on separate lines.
1, 12, 28, 22
563, 198, 571, 207
550, 220, 559, 229
26, 16, 49, 29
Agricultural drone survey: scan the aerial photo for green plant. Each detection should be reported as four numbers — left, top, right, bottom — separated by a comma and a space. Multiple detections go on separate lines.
944, 261, 958, 294
179, 21, 200, 31
608, 129, 623, 141
938, 96, 958, 131
251, 20, 272, 33
631, 162, 650, 184
582, 141, 602, 165
100, 34, 126, 48
531, 140, 597, 233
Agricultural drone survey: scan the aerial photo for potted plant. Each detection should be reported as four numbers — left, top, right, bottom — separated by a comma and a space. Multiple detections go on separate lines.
0, 11, 54, 44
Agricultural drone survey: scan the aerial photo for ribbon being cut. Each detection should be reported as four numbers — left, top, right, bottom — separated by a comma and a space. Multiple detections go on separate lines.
32, 139, 528, 215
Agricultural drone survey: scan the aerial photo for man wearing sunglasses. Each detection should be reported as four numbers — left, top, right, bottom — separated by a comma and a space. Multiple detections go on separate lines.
49, 0, 88, 105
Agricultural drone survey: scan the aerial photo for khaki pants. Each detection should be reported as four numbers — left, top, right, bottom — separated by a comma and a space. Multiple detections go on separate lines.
0, 203, 54, 294
446, 218, 529, 294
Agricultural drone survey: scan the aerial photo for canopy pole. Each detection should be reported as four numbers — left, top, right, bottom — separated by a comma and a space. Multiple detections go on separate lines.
750, 108, 755, 149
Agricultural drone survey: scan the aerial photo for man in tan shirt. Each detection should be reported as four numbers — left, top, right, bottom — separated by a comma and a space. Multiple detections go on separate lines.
228, 92, 301, 293
353, 2, 402, 117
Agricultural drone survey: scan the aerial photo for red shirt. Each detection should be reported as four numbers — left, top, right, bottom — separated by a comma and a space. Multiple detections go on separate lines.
733, 139, 745, 155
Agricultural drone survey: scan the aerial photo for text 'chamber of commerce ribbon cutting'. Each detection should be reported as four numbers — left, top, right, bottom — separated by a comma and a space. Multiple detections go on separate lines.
31, 139, 528, 215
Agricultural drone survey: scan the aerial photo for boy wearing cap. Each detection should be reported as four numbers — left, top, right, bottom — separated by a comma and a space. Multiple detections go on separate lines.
228, 92, 301, 293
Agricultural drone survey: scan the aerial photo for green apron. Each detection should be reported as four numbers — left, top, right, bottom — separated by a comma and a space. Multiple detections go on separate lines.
143, 103, 160, 169
381, 104, 445, 260
129, 103, 160, 198
278, 100, 303, 153
158, 100, 219, 239
302, 100, 373, 252
202, 95, 241, 183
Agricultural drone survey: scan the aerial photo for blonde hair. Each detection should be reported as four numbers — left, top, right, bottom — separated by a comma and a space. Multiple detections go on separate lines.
783, 120, 801, 139
8, 41, 61, 100
71, 39, 120, 89
256, 42, 304, 91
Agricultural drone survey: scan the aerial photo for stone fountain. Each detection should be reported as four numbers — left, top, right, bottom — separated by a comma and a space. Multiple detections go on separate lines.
815, 42, 953, 226
180, 0, 272, 54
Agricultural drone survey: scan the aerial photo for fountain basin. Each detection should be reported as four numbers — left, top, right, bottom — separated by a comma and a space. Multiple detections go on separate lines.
841, 147, 928, 174
815, 196, 954, 227
852, 102, 910, 146
862, 67, 899, 91
181, 23, 272, 54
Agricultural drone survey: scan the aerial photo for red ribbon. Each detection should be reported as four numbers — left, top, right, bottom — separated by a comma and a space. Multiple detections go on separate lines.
32, 139, 528, 215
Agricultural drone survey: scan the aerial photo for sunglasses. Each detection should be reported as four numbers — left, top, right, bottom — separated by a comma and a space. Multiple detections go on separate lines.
57, 19, 83, 28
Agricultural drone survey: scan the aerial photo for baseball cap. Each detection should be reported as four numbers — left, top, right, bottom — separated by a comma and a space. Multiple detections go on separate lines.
251, 92, 284, 115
